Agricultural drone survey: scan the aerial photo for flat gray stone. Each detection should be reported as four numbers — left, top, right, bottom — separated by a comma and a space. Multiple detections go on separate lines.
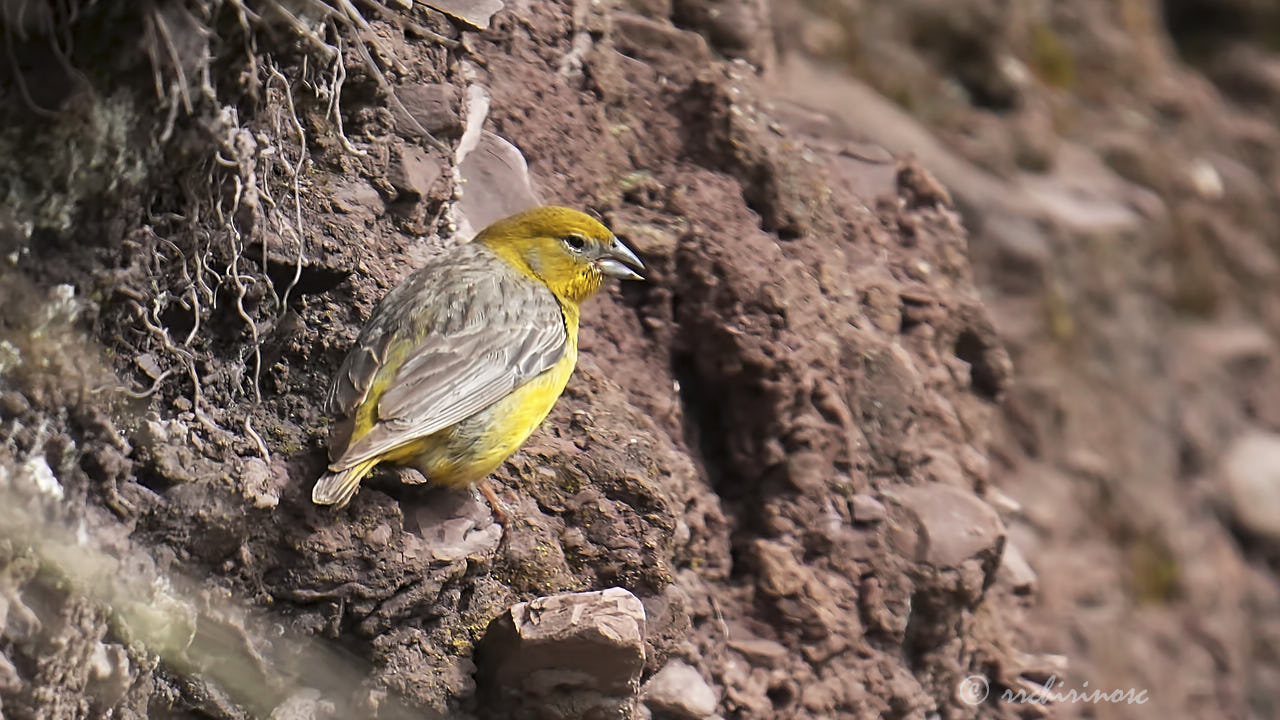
1222, 431, 1280, 541
996, 541, 1037, 594
455, 131, 542, 241
887, 485, 1005, 569
482, 587, 647, 697
643, 659, 717, 719
389, 145, 443, 201
850, 494, 886, 523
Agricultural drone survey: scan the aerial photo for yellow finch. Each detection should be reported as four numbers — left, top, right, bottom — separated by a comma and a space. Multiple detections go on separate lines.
312, 206, 645, 509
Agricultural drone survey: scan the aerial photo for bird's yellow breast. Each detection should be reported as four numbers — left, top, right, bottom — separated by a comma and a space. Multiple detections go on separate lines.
389, 317, 579, 487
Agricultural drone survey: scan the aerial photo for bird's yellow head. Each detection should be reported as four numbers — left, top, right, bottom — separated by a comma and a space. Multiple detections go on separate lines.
476, 206, 645, 306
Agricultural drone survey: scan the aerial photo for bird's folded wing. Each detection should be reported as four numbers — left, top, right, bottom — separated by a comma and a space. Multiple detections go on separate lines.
325, 330, 395, 462
329, 301, 567, 471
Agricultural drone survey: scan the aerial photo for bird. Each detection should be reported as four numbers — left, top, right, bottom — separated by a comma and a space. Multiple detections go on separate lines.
312, 206, 645, 510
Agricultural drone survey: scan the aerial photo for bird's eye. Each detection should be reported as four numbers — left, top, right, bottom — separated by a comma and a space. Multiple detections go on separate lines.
562, 234, 587, 252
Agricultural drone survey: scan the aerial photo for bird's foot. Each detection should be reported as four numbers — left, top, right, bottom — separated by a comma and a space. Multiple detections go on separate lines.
477, 480, 511, 524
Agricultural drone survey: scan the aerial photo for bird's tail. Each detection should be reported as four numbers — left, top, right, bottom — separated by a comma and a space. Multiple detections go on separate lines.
312, 458, 379, 508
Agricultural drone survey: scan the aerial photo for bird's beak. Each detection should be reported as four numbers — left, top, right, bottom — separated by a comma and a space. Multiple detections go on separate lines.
595, 236, 646, 280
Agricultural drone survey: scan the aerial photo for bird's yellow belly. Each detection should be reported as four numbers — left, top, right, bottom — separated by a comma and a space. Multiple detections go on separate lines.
391, 345, 578, 487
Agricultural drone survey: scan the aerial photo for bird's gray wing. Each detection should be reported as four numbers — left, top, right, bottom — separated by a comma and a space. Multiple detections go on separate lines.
325, 324, 395, 463
329, 267, 567, 471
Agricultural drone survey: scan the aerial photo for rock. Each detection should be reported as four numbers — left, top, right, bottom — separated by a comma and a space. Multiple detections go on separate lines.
455, 131, 541, 242
423, 0, 504, 30
1, 589, 41, 643
1186, 157, 1224, 200
828, 144, 899, 202
1019, 144, 1147, 237
132, 417, 205, 487
20, 455, 62, 500
612, 221, 679, 263
919, 449, 966, 488
455, 82, 490, 164
670, 0, 774, 70
850, 494, 886, 524
0, 645, 16, 691
1182, 323, 1275, 371
1008, 648, 1070, 685
152, 445, 201, 486
0, 651, 18, 692
86, 642, 131, 707
135, 416, 183, 450
996, 541, 1037, 595
612, 12, 713, 72
133, 352, 164, 381
239, 457, 285, 510
0, 390, 29, 418
897, 163, 953, 209
393, 83, 462, 138
329, 178, 385, 221
725, 636, 788, 666
984, 486, 1022, 514
1064, 449, 1111, 481
886, 485, 1005, 569
643, 659, 718, 719
1221, 432, 1280, 542
405, 489, 503, 562
388, 145, 444, 202
270, 689, 334, 720
479, 588, 647, 717
1099, 129, 1172, 193
752, 540, 805, 597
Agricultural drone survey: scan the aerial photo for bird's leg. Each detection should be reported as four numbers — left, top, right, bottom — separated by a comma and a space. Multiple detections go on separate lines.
478, 479, 511, 524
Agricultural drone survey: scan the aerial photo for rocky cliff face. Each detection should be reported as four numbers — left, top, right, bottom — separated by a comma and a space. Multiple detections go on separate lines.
770, 1, 1280, 717
1, 1, 1278, 719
